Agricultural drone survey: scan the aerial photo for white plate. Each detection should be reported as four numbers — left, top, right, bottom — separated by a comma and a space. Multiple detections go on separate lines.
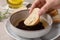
41, 23, 60, 40
5, 21, 60, 40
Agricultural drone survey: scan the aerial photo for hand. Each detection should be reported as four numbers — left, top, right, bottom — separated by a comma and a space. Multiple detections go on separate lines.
29, 0, 60, 16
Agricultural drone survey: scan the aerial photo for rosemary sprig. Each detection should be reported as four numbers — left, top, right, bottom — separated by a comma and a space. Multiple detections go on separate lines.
3, 8, 9, 15
0, 9, 9, 21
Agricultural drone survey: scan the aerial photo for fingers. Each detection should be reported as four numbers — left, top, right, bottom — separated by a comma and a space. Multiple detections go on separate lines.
38, 3, 52, 16
53, 5, 60, 9
38, 0, 46, 8
38, 1, 45, 8
29, 0, 40, 13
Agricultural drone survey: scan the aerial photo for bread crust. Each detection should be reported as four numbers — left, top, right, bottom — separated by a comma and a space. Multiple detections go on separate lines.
53, 15, 60, 23
24, 8, 40, 26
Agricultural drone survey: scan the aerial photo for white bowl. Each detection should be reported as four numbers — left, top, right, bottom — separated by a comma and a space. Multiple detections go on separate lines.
6, 9, 53, 38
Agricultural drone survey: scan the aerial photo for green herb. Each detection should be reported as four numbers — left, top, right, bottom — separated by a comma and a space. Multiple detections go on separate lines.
3, 8, 9, 15
0, 9, 9, 21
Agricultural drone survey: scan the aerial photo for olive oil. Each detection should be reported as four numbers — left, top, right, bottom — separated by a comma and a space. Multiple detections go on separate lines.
7, 0, 24, 9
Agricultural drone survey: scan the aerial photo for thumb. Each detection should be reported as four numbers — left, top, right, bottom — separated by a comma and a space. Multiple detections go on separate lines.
39, 3, 52, 16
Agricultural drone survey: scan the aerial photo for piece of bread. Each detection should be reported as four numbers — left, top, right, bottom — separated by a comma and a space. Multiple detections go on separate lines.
40, 17, 48, 28
48, 9, 58, 17
53, 14, 60, 23
24, 8, 40, 26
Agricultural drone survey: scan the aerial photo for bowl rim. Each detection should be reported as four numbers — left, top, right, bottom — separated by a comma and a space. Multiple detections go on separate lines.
9, 9, 53, 31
